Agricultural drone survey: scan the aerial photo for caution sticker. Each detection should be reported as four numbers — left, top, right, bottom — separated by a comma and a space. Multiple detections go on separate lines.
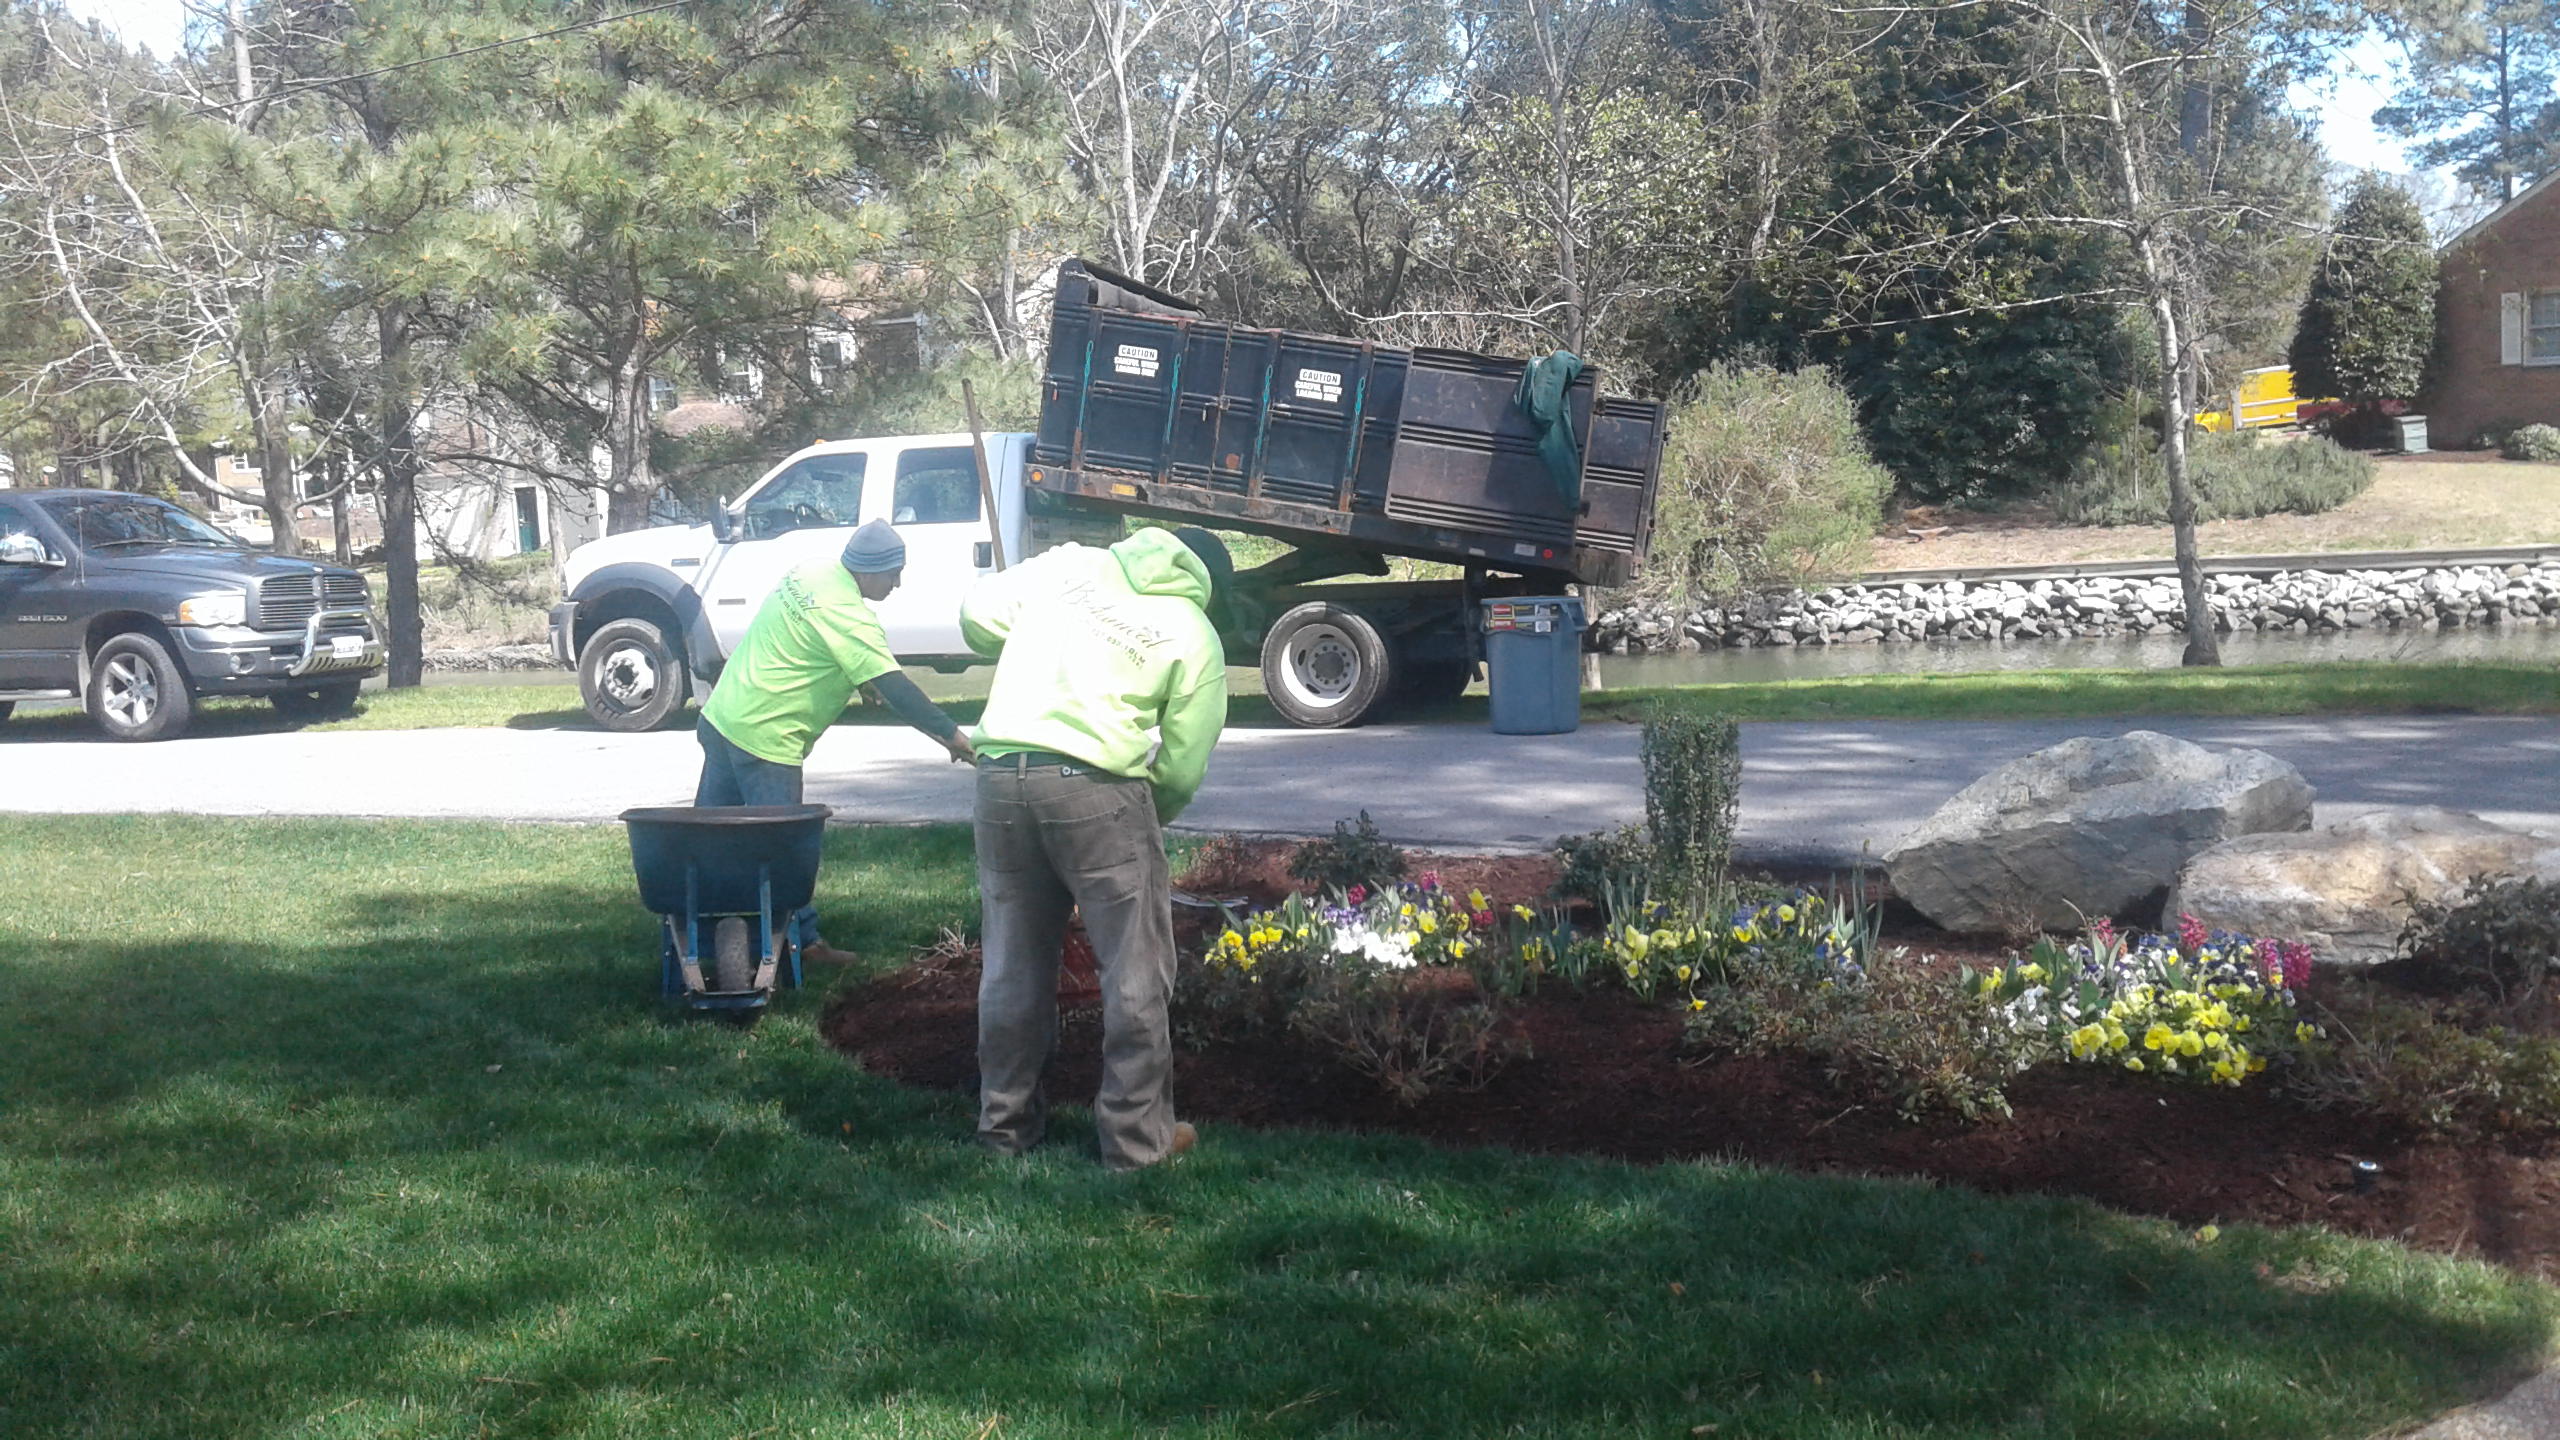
1294, 367, 1343, 403
1113, 344, 1160, 378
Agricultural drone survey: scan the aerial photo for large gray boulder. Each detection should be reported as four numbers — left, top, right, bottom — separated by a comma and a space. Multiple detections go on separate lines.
1885, 730, 2314, 933
2166, 807, 2560, 965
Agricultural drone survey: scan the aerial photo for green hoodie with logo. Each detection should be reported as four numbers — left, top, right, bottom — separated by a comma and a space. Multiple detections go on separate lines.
961, 527, 1229, 821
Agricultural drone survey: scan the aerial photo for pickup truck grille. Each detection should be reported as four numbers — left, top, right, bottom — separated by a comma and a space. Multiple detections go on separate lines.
257, 571, 372, 630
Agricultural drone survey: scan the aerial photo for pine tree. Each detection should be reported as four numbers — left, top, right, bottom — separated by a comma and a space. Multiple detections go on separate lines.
2289, 178, 2437, 406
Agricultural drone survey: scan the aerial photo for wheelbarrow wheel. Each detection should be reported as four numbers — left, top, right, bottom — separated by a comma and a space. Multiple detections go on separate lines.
713, 916, 754, 993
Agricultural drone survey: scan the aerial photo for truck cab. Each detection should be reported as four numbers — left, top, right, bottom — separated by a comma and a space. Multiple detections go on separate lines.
552, 432, 1109, 732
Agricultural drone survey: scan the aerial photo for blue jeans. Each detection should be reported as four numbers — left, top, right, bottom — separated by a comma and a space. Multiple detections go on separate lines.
694, 718, 820, 949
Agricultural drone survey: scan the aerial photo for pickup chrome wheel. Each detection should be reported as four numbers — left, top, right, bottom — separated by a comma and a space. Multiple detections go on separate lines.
579, 617, 689, 732
1260, 601, 1392, 728
87, 632, 193, 742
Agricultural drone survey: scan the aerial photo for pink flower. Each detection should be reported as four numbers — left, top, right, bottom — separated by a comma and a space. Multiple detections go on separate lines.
2177, 913, 2209, 956
1418, 871, 1443, 891
1347, 885, 1367, 905
1474, 910, 1496, 931
2279, 940, 2314, 990
2091, 916, 2116, 943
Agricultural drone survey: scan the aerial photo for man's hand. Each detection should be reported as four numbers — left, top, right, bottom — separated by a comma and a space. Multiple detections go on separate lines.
943, 731, 977, 764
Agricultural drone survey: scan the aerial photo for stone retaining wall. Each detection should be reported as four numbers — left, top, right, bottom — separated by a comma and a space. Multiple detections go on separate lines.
1590, 561, 2560, 653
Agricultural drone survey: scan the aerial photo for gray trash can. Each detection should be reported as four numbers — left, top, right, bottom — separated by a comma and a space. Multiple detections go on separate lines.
1481, 596, 1586, 735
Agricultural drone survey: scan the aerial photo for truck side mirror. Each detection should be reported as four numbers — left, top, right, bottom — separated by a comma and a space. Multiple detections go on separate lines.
710, 501, 736, 543
0, 533, 59, 567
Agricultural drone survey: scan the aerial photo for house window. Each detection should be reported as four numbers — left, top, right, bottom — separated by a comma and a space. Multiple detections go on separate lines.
2534, 293, 2560, 363
647, 376, 679, 414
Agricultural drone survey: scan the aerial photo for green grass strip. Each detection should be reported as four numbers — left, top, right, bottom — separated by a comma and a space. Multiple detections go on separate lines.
5, 659, 2552, 742
0, 814, 2552, 1439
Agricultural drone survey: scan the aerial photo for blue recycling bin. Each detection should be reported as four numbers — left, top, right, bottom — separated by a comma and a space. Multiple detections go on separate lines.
1481, 596, 1586, 735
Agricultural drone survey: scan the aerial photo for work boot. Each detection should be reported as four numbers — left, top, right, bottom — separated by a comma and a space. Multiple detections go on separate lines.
801, 940, 861, 967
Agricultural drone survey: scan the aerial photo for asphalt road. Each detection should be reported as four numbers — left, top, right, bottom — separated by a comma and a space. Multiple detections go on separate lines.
3, 714, 2553, 858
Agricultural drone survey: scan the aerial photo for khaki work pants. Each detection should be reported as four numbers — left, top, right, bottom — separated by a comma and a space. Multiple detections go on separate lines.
973, 761, 1181, 1170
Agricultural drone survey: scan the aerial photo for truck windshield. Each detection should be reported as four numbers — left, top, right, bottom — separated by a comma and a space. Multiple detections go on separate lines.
49, 498, 240, 550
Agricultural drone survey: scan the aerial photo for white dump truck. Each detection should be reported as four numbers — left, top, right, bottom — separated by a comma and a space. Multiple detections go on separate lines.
548, 261, 1663, 732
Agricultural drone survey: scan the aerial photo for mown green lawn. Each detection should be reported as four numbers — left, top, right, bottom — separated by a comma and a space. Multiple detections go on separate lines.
1, 814, 2552, 1439
4, 658, 2552, 743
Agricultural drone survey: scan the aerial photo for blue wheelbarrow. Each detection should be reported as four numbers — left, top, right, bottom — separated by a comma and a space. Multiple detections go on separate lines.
620, 804, 832, 1013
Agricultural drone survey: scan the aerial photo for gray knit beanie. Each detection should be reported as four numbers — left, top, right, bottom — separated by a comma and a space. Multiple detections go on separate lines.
841, 519, 906, 574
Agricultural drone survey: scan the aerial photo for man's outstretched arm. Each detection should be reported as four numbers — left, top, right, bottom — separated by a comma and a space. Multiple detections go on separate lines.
867, 671, 975, 761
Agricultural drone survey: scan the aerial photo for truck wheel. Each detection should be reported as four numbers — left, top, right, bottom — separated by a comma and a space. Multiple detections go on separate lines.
88, 632, 194, 742
1261, 601, 1392, 728
712, 916, 754, 992
579, 617, 689, 732
271, 682, 361, 721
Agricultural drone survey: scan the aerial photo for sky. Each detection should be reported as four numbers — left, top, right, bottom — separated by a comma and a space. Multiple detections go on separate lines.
52, 0, 2442, 184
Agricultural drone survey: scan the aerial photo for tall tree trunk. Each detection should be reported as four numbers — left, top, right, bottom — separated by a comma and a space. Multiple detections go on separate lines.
378, 303, 424, 688
605, 295, 654, 532
2146, 262, 2221, 667
256, 391, 302, 555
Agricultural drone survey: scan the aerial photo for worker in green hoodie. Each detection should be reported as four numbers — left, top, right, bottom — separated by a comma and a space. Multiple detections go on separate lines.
960, 525, 1231, 1171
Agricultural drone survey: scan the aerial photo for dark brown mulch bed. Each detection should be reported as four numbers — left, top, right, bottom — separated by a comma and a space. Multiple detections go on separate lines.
821, 842, 2560, 1278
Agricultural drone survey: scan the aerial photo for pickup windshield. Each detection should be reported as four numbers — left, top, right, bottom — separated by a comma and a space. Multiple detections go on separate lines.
44, 497, 241, 550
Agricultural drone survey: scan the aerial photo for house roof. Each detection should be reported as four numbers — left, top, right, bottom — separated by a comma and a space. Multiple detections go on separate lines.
2443, 166, 2560, 252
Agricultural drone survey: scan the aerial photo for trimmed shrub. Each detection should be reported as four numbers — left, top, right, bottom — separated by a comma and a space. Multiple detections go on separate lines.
1641, 705, 1741, 890
2048, 430, 2374, 527
1638, 364, 1892, 607
2501, 424, 2560, 463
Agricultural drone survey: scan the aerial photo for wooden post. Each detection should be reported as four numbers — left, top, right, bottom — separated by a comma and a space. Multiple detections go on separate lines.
962, 379, 1008, 572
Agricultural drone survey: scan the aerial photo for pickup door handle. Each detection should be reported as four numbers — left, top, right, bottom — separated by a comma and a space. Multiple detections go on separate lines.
972, 541, 993, 569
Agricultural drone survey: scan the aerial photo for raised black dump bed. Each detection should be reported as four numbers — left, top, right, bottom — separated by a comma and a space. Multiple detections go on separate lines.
1028, 260, 1664, 588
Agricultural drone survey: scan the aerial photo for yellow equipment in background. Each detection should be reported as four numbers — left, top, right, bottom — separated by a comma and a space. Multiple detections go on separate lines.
2197, 366, 2328, 432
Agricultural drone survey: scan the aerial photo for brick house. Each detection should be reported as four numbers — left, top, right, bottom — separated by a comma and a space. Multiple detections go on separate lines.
2427, 169, 2560, 447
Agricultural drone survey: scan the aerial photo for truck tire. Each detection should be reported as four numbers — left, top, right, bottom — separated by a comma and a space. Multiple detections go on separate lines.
271, 682, 361, 721
1261, 601, 1393, 728
579, 617, 689, 732
87, 631, 194, 742
712, 916, 754, 993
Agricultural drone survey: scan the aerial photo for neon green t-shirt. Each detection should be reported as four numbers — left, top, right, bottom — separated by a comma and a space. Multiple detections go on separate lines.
702, 561, 897, 766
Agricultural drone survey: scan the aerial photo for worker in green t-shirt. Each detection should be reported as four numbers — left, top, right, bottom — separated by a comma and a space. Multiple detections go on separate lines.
960, 526, 1231, 1170
697, 519, 973, 964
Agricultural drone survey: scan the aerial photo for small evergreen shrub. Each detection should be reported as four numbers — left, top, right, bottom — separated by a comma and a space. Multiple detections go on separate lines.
1552, 824, 1654, 913
2395, 875, 2560, 1011
1288, 812, 1408, 893
2049, 430, 2375, 527
1641, 705, 1742, 891
2500, 424, 2560, 463
2294, 992, 2560, 1140
1687, 955, 2047, 1123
